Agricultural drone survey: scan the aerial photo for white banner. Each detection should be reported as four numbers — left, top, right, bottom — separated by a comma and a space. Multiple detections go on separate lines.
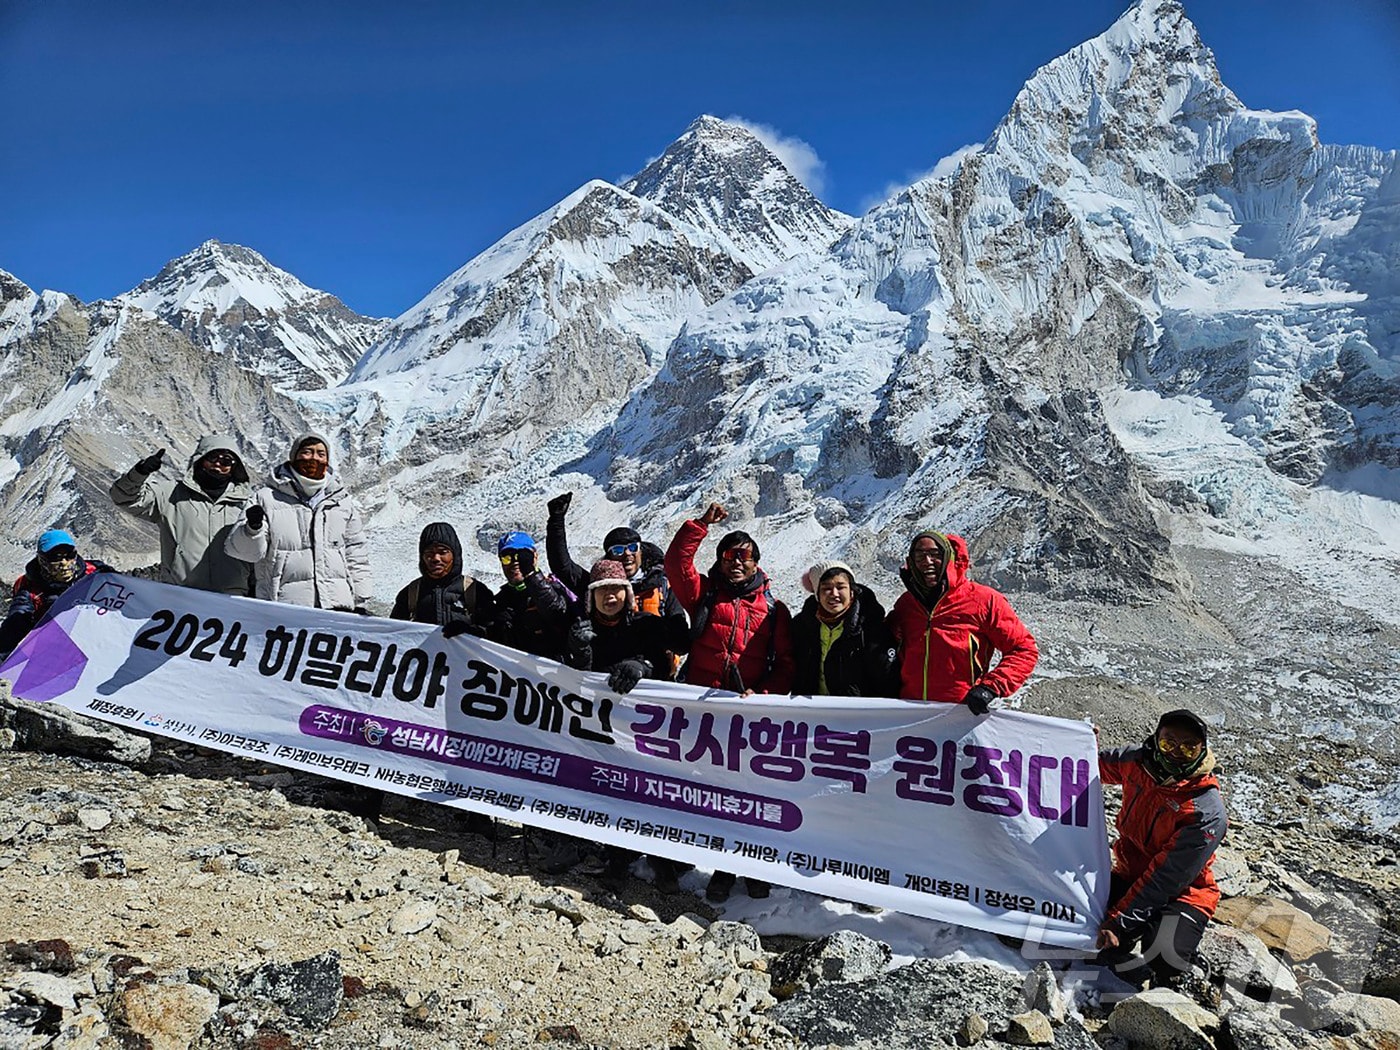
0, 574, 1110, 947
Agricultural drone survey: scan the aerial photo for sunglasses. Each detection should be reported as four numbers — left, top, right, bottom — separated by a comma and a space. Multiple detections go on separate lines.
1155, 734, 1203, 760
719, 547, 754, 563
498, 551, 527, 564
606, 542, 640, 557
203, 452, 237, 467
42, 547, 77, 562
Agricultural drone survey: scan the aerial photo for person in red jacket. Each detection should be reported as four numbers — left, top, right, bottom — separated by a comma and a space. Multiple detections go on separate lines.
664, 502, 795, 697
664, 502, 794, 902
886, 530, 1038, 712
1096, 709, 1226, 989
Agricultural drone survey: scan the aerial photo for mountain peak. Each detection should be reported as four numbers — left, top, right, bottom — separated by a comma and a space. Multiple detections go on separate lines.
623, 115, 852, 272
118, 241, 383, 391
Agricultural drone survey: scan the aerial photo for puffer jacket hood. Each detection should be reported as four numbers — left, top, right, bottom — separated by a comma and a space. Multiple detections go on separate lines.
188, 434, 250, 485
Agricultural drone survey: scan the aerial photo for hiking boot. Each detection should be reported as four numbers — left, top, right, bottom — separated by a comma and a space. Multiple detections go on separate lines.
650, 857, 680, 894
744, 878, 770, 900
706, 871, 737, 903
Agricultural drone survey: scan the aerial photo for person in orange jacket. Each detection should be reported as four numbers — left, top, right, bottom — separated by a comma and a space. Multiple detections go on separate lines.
886, 530, 1038, 711
1096, 709, 1227, 989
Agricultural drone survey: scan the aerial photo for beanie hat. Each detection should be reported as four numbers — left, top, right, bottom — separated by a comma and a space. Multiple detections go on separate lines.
588, 559, 630, 591
908, 529, 952, 561
38, 529, 77, 554
602, 526, 642, 551
497, 530, 535, 554
717, 530, 760, 563
1156, 709, 1209, 747
289, 432, 333, 468
418, 522, 463, 578
803, 561, 855, 593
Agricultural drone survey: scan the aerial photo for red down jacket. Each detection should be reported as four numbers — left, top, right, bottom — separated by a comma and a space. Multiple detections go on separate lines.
664, 519, 794, 694
1100, 746, 1226, 933
886, 533, 1038, 703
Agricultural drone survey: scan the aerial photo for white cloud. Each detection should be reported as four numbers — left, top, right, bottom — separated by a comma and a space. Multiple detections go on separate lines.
724, 115, 828, 196
858, 143, 983, 214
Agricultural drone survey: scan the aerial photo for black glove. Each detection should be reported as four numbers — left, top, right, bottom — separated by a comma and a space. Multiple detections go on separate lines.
547, 491, 572, 518
567, 620, 595, 660
245, 504, 266, 531
351, 607, 371, 616
964, 684, 1003, 716
135, 449, 166, 475
442, 619, 473, 639
518, 548, 536, 575
607, 659, 649, 695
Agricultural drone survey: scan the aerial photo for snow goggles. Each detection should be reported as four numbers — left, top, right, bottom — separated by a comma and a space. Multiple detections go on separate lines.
1154, 733, 1203, 760
605, 542, 640, 557
719, 546, 754, 562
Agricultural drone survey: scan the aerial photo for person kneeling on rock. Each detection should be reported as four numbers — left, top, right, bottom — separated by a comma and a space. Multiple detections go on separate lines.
1096, 709, 1227, 989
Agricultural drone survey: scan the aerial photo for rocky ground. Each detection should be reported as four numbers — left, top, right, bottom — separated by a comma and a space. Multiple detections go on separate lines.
3, 578, 1400, 1050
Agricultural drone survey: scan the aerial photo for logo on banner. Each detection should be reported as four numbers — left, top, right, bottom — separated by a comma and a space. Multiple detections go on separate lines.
361, 719, 388, 746
86, 581, 134, 613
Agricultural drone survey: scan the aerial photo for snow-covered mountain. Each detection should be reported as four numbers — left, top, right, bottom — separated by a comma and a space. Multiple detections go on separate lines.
119, 240, 384, 392
576, 0, 1399, 609
0, 249, 376, 567
302, 118, 853, 496
622, 115, 854, 273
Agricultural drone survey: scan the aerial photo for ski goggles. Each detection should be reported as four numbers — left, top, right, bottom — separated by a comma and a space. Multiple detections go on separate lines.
202, 452, 237, 467
605, 542, 640, 558
1154, 734, 1203, 760
719, 546, 754, 562
498, 550, 529, 565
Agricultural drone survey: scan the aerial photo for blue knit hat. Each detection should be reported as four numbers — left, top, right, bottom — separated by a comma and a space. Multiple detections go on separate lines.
37, 529, 77, 554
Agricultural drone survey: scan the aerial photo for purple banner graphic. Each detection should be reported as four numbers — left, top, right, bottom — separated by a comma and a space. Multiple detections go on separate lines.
300, 704, 804, 831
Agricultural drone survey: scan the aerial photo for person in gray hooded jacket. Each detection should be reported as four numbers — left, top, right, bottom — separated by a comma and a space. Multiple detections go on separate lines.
224, 433, 372, 610
110, 435, 254, 595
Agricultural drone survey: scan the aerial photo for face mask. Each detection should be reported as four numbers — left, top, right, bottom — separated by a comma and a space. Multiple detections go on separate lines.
40, 549, 80, 584
293, 458, 328, 480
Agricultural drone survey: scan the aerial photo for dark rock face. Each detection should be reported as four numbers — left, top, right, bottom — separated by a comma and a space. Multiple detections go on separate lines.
233, 952, 345, 1027
770, 959, 1095, 1049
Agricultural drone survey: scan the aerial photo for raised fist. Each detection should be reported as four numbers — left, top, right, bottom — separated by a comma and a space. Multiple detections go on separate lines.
547, 492, 573, 518
245, 504, 266, 531
699, 502, 728, 526
135, 449, 166, 476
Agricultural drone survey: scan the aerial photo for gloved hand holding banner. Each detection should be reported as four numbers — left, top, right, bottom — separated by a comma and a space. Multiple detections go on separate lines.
0, 573, 1110, 948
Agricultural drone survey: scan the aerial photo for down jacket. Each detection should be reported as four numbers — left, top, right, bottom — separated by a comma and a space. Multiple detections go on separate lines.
1099, 746, 1226, 935
664, 519, 794, 694
791, 585, 898, 697
110, 434, 254, 595
887, 533, 1038, 703
0, 555, 114, 657
224, 463, 372, 609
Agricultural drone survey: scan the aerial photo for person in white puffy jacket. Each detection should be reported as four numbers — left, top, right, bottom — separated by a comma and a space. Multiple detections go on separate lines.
224, 433, 373, 611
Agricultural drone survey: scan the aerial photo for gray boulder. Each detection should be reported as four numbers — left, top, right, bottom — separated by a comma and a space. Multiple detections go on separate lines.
1106, 988, 1220, 1050
1219, 1008, 1328, 1050
0, 687, 152, 766
230, 951, 344, 1027
1196, 925, 1299, 1002
770, 930, 892, 999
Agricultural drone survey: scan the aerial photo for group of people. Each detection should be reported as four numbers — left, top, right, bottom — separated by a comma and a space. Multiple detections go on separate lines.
0, 433, 1226, 991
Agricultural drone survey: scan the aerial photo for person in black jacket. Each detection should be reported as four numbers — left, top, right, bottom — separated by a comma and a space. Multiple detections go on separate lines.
564, 558, 688, 892
546, 491, 687, 676
1, 529, 116, 659
390, 522, 495, 637
491, 531, 573, 659
791, 561, 898, 698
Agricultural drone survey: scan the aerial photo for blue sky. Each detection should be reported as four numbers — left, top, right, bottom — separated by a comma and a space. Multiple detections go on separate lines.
2, 0, 1397, 318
